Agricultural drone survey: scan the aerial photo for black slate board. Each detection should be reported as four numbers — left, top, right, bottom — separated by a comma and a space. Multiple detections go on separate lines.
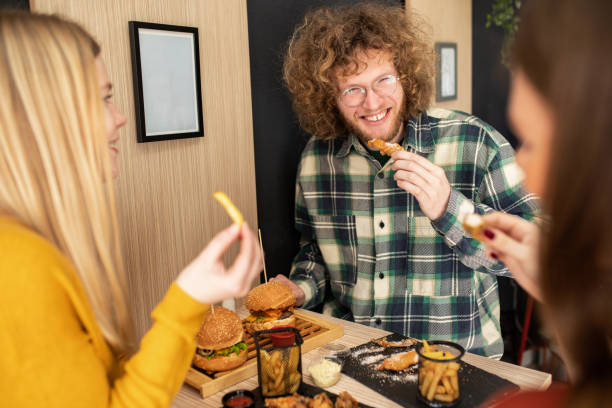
250, 382, 376, 408
339, 333, 519, 407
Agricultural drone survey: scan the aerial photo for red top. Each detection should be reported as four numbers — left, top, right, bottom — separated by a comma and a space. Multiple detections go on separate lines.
483, 383, 569, 408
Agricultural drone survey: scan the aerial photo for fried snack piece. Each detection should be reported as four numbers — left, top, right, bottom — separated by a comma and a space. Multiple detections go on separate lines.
456, 200, 486, 241
367, 138, 404, 156
376, 350, 418, 371
310, 392, 334, 408
213, 191, 244, 225
334, 391, 359, 408
265, 393, 311, 408
373, 337, 417, 348
462, 213, 486, 241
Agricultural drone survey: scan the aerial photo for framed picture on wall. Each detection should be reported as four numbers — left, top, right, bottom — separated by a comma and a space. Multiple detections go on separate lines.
129, 21, 204, 143
435, 42, 457, 102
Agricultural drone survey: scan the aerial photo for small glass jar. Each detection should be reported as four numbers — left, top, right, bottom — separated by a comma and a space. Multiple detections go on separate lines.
416, 341, 465, 407
308, 356, 343, 388
321, 342, 350, 358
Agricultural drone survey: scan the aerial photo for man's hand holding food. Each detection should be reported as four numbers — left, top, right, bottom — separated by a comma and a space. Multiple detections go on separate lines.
270, 274, 305, 307
391, 150, 451, 221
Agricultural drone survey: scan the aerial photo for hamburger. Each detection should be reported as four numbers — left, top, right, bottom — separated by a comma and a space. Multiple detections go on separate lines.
192, 306, 248, 372
244, 281, 296, 333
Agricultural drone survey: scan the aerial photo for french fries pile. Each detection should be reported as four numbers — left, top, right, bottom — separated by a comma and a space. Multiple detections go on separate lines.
418, 340, 461, 403
259, 347, 301, 397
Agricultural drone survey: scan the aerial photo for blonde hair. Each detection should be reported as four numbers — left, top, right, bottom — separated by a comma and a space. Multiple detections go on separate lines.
0, 12, 135, 357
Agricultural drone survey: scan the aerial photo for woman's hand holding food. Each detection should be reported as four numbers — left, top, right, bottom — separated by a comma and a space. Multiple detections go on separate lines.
481, 212, 543, 302
177, 223, 263, 304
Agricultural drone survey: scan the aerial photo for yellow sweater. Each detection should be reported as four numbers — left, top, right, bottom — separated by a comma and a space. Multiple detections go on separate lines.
0, 217, 209, 407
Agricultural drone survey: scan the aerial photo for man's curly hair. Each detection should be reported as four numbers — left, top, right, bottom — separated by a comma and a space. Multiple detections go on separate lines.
283, 2, 435, 140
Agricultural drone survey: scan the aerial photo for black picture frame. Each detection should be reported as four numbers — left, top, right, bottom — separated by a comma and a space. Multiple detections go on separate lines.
435, 42, 458, 102
129, 21, 204, 143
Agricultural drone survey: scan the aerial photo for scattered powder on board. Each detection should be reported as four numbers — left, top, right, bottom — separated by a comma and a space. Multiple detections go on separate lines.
360, 354, 386, 365
374, 371, 418, 384
350, 346, 384, 358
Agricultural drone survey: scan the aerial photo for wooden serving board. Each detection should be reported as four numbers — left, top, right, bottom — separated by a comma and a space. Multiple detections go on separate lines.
184, 309, 344, 398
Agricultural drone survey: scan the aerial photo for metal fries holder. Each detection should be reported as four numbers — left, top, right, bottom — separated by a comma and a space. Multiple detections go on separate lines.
416, 341, 465, 408
253, 327, 303, 397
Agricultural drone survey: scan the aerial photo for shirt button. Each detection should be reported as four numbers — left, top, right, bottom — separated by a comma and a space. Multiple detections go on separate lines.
375, 318, 382, 325
377, 173, 384, 179
379, 220, 385, 229
379, 272, 384, 279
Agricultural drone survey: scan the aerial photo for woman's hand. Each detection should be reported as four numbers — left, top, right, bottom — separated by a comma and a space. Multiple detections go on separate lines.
270, 274, 305, 307
482, 212, 543, 302
176, 223, 263, 304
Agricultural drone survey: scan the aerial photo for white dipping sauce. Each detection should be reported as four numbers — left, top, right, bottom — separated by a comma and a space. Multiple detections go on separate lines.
308, 359, 342, 388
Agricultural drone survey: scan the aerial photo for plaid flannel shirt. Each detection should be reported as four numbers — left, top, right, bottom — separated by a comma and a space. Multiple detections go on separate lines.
289, 108, 539, 358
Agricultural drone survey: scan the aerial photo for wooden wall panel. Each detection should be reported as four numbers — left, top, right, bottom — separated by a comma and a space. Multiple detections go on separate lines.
31, 0, 257, 337
409, 0, 472, 113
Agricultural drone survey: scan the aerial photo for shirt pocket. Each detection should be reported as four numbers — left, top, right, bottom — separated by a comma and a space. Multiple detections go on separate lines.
406, 215, 474, 297
404, 293, 478, 342
311, 214, 358, 286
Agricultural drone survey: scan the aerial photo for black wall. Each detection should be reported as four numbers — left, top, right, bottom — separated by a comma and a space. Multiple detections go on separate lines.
473, 0, 529, 362
472, 0, 517, 148
247, 0, 401, 281
0, 0, 28, 10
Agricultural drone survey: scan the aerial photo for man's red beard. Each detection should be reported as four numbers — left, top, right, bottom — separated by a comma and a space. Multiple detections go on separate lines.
340, 102, 406, 145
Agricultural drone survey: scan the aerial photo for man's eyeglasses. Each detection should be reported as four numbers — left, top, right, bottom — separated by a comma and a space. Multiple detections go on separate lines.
339, 74, 400, 108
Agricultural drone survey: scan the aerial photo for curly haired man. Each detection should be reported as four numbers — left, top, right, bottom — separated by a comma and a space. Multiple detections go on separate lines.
272, 2, 539, 358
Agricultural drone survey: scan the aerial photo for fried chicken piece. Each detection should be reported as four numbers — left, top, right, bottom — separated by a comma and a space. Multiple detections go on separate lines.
374, 337, 417, 348
309, 392, 333, 408
366, 138, 403, 156
376, 350, 418, 371
334, 391, 359, 408
265, 393, 312, 408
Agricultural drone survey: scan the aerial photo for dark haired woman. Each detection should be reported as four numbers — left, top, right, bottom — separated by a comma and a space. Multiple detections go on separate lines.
482, 0, 612, 406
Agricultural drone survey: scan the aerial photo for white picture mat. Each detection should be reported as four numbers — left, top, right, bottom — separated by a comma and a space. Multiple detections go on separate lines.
440, 47, 456, 98
138, 28, 199, 136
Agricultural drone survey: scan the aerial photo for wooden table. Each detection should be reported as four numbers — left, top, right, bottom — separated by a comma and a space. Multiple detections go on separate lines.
172, 309, 551, 408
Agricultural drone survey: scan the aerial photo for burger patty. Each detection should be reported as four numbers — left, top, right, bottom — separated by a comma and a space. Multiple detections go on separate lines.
246, 307, 294, 323
279, 310, 293, 320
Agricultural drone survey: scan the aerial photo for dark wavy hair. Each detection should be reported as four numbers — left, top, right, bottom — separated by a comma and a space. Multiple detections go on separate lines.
283, 2, 435, 140
513, 0, 612, 405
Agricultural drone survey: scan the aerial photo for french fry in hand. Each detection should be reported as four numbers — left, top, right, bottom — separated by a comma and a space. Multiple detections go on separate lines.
213, 191, 244, 225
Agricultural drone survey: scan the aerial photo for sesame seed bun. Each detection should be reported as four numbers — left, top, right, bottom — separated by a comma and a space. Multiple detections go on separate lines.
245, 281, 296, 311
196, 306, 244, 351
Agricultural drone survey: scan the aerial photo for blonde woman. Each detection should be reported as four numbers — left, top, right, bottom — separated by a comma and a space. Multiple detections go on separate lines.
0, 11, 262, 407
